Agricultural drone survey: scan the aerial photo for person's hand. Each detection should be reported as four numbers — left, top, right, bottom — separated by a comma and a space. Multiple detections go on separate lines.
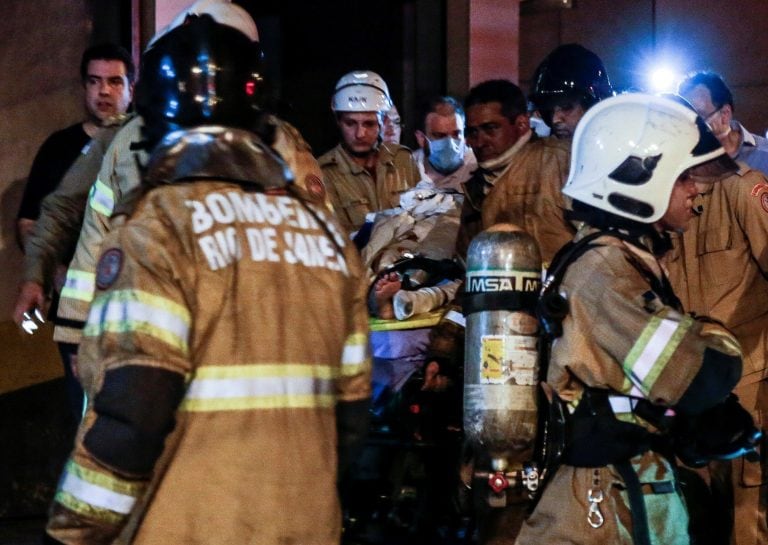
421, 361, 451, 392
54, 264, 68, 293
70, 352, 79, 381
13, 281, 46, 325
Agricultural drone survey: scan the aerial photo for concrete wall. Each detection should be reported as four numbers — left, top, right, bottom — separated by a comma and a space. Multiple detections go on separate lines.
0, 1, 90, 320
0, 1, 90, 387
519, 0, 768, 133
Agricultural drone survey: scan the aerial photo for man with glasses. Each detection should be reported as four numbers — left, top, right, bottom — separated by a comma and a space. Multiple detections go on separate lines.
457, 79, 573, 264
670, 71, 768, 545
679, 71, 768, 174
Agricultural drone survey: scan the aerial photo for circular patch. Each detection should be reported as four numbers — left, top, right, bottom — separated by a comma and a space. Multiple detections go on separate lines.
96, 248, 124, 290
762, 193, 768, 214
305, 174, 326, 201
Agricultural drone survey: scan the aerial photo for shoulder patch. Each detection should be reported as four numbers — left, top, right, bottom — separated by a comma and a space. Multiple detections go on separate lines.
96, 248, 124, 290
305, 174, 326, 201
750, 182, 768, 212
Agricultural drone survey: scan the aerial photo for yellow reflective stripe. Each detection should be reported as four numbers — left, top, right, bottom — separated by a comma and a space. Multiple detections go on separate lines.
181, 363, 338, 412
56, 461, 144, 520
340, 360, 370, 377
84, 290, 191, 354
181, 393, 336, 412
194, 363, 336, 380
369, 309, 444, 331
55, 491, 125, 525
89, 178, 115, 217
61, 270, 96, 303
342, 332, 367, 366
623, 313, 693, 395
341, 332, 370, 377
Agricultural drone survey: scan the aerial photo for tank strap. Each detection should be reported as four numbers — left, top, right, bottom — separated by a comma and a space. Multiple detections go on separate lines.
462, 291, 539, 315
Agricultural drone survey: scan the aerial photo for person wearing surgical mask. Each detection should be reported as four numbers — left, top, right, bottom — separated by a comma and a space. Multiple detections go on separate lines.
413, 95, 476, 194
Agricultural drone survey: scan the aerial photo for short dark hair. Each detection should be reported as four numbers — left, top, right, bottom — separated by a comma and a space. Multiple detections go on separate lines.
464, 79, 528, 122
677, 71, 734, 111
80, 43, 135, 84
417, 95, 465, 132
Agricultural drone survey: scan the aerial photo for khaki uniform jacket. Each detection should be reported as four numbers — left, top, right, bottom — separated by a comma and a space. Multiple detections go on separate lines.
317, 143, 421, 234
517, 226, 742, 545
457, 137, 572, 264
22, 116, 130, 289
46, 181, 371, 545
665, 165, 768, 391
55, 116, 326, 344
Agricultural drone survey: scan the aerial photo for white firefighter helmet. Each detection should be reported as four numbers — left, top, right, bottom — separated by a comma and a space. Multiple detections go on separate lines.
564, 93, 728, 223
148, 0, 258, 48
331, 70, 393, 114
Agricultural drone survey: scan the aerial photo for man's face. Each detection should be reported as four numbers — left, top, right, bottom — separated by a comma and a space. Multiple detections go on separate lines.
549, 99, 585, 139
465, 102, 527, 163
84, 59, 132, 123
424, 111, 464, 147
657, 172, 698, 232
338, 112, 380, 154
682, 84, 731, 140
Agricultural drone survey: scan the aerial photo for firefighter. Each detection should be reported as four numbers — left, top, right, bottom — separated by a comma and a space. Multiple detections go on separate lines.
45, 10, 370, 545
51, 0, 327, 356
318, 70, 420, 236
518, 93, 758, 545
528, 43, 613, 141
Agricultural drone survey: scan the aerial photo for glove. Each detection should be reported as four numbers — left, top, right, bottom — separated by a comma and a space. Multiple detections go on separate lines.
673, 394, 762, 468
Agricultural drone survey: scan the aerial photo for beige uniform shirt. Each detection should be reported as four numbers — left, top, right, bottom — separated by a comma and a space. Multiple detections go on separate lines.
317, 142, 420, 234
47, 181, 371, 545
665, 165, 768, 391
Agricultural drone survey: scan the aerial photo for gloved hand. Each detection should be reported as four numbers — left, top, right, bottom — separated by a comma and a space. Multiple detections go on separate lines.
673, 394, 762, 468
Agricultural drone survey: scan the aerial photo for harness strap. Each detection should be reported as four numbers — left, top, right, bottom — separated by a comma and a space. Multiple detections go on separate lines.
614, 460, 652, 545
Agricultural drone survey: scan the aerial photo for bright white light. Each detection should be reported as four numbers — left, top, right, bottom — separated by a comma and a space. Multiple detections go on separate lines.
649, 67, 678, 93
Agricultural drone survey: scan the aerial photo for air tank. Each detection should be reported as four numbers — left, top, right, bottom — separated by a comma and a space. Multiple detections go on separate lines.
463, 224, 542, 468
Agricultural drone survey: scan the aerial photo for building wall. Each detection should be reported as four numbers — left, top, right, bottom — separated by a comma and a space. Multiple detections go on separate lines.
0, 0, 90, 385
519, 0, 768, 133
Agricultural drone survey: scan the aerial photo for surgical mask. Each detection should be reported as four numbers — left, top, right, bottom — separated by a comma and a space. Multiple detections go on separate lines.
427, 136, 465, 174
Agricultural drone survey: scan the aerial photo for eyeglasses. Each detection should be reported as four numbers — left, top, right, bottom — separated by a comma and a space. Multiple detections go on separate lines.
700, 106, 722, 129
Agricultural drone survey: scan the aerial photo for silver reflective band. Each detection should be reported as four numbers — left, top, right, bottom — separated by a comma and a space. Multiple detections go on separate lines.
60, 471, 137, 514
21, 308, 45, 335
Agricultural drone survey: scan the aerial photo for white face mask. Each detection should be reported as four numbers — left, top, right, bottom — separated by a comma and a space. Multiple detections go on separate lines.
427, 136, 465, 174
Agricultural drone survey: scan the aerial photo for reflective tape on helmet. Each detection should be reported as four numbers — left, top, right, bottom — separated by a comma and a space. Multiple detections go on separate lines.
56, 460, 144, 524
84, 290, 191, 354
61, 269, 96, 303
88, 178, 116, 217
623, 312, 694, 395
180, 363, 338, 412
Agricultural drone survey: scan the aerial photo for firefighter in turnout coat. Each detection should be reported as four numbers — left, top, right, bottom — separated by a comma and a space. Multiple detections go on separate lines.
45, 12, 371, 545
517, 94, 759, 545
